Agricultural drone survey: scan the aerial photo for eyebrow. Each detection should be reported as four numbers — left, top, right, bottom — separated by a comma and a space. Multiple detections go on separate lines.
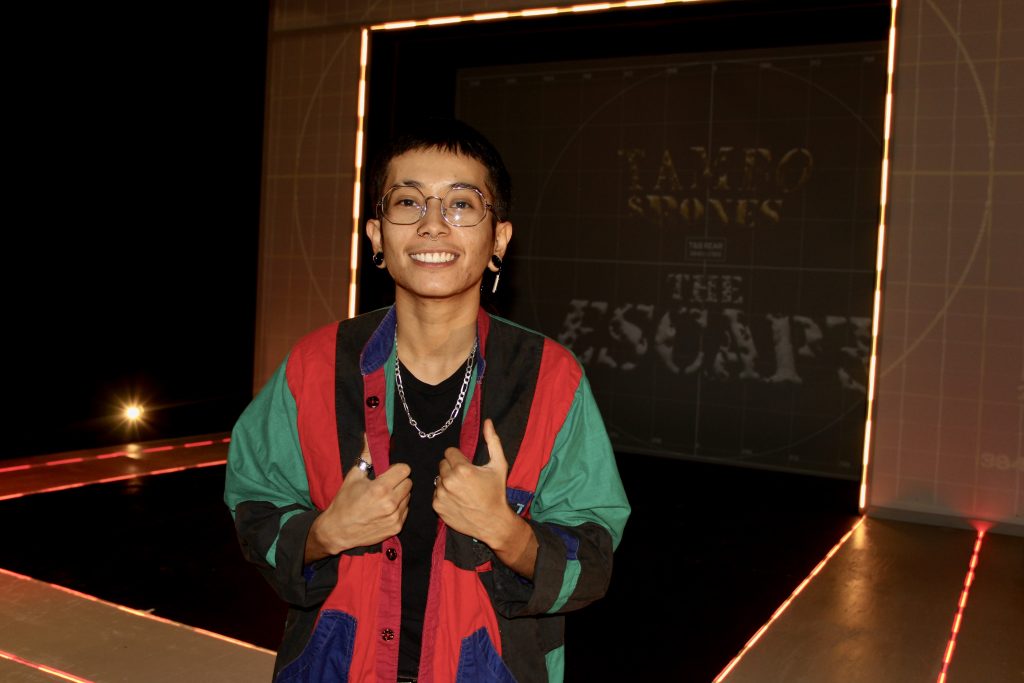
394, 180, 483, 193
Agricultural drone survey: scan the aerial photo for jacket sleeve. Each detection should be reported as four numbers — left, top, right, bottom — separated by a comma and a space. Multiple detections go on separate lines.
492, 374, 630, 617
224, 357, 338, 607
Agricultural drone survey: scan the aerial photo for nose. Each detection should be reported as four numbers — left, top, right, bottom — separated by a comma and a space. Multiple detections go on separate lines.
418, 195, 450, 239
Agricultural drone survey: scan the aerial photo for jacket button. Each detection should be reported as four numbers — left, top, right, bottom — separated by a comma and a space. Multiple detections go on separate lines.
366, 396, 380, 408
381, 628, 395, 641
385, 548, 398, 561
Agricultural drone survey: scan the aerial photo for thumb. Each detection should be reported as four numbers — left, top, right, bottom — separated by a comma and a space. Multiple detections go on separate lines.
482, 419, 507, 473
347, 433, 373, 481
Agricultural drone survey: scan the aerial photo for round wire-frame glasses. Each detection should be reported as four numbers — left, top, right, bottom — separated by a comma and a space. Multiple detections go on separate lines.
377, 184, 493, 228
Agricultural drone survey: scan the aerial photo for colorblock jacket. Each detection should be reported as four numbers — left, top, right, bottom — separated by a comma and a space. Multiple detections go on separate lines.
225, 307, 630, 682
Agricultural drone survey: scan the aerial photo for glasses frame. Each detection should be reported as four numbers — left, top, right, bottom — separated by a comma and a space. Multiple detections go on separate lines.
376, 184, 494, 228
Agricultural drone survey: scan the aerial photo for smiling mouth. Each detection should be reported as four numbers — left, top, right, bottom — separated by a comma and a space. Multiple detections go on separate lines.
410, 252, 457, 264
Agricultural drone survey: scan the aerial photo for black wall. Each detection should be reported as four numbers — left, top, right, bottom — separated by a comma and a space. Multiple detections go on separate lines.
5, 4, 270, 459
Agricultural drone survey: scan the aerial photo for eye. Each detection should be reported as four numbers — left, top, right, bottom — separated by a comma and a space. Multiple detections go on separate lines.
387, 188, 424, 209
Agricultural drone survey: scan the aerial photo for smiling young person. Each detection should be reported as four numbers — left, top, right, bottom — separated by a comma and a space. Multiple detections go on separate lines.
225, 119, 629, 682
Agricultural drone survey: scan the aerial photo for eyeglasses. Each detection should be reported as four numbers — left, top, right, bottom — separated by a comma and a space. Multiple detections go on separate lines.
377, 184, 493, 228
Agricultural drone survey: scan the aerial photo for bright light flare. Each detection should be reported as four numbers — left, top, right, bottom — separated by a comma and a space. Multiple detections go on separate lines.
124, 405, 144, 421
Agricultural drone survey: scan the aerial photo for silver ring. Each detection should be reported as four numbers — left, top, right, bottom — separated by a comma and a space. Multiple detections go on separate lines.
433, 475, 439, 487
356, 457, 374, 474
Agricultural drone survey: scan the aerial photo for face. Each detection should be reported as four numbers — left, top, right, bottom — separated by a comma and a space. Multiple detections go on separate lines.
366, 148, 512, 304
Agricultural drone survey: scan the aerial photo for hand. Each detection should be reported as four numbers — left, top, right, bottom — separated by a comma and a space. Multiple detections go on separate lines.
305, 435, 412, 562
433, 419, 538, 578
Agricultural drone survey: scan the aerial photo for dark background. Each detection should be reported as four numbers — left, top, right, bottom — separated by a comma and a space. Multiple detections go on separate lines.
5, 3, 270, 459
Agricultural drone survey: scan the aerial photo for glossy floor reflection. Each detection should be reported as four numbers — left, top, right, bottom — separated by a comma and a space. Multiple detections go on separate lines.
0, 441, 861, 681
9, 441, 1018, 681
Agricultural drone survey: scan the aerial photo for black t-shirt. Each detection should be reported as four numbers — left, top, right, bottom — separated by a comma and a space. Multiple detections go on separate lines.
389, 359, 465, 677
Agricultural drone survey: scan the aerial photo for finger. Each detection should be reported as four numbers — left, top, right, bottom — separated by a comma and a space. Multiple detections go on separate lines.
482, 419, 507, 471
360, 433, 372, 465
377, 462, 412, 486
438, 453, 457, 476
393, 476, 413, 499
345, 434, 373, 481
443, 447, 469, 468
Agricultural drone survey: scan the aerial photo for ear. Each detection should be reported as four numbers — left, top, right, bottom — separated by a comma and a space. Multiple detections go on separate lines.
490, 220, 512, 272
366, 218, 383, 254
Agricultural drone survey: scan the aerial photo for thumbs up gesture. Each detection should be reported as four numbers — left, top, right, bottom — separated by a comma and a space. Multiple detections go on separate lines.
433, 419, 538, 577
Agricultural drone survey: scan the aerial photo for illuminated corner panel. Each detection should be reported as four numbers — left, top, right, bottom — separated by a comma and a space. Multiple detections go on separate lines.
860, 0, 900, 511
713, 516, 866, 682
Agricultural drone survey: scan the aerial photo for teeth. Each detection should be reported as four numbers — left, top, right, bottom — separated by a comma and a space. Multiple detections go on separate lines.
411, 252, 456, 263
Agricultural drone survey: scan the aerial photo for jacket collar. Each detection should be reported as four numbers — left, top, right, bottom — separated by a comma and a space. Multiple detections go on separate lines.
359, 305, 491, 378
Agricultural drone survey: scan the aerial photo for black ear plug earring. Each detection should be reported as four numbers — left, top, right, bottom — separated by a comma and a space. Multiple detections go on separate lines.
490, 254, 503, 294
372, 251, 385, 268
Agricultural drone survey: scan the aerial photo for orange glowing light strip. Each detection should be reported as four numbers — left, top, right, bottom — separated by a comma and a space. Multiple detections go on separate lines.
0, 648, 94, 682
859, 0, 900, 512
348, 28, 370, 320
0, 567, 274, 654
936, 530, 985, 683
348, 0, 702, 316
369, 0, 696, 30
714, 516, 865, 682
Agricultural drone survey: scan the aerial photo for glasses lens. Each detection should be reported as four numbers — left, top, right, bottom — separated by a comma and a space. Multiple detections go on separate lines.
442, 188, 487, 227
382, 186, 426, 224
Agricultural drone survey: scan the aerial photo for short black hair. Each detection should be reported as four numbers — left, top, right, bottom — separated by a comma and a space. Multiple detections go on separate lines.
369, 118, 512, 222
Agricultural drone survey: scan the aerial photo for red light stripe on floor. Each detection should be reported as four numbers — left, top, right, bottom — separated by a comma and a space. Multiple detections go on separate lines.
184, 440, 214, 448
936, 530, 985, 683
0, 648, 94, 682
0, 464, 31, 473
0, 482, 92, 500
141, 445, 174, 453
148, 466, 187, 476
46, 457, 84, 467
95, 452, 128, 460
1, 460, 228, 501
714, 516, 866, 682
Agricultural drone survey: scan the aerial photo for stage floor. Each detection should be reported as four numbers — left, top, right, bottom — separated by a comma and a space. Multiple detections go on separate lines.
0, 437, 1019, 681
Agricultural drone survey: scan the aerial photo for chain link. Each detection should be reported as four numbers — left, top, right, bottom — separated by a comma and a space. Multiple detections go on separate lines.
395, 336, 478, 439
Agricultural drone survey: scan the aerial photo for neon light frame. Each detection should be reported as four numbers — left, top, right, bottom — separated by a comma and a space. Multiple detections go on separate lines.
348, 0, 899, 515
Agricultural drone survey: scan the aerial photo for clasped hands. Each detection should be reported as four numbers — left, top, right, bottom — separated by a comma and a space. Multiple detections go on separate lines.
305, 419, 537, 577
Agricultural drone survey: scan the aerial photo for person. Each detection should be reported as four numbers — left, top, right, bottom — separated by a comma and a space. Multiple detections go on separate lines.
225, 119, 630, 682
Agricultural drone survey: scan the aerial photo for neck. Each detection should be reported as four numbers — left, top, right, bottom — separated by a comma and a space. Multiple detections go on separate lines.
394, 290, 480, 385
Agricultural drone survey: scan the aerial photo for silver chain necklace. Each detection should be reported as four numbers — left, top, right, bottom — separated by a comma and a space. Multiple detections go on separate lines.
394, 336, 478, 439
